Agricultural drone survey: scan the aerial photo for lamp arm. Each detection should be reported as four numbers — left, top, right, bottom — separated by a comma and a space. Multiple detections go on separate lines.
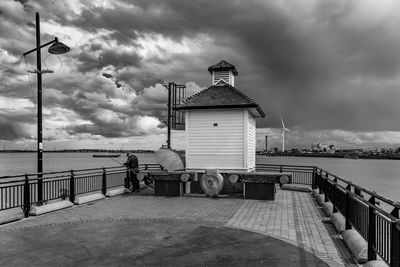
22, 37, 58, 57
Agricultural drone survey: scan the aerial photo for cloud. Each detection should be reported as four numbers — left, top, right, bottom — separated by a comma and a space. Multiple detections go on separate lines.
1, 0, 400, 149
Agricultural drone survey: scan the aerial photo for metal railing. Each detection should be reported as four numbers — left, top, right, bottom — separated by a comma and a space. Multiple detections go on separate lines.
256, 163, 316, 185
256, 163, 400, 267
0, 163, 163, 217
1, 163, 399, 266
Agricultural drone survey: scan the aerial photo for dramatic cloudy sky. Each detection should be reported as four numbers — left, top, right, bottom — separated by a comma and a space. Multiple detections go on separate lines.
1, 0, 400, 150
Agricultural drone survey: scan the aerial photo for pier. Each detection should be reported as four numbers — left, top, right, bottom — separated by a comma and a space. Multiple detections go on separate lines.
0, 164, 399, 266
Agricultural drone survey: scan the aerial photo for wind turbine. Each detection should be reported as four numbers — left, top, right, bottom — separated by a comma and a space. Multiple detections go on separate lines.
280, 117, 290, 152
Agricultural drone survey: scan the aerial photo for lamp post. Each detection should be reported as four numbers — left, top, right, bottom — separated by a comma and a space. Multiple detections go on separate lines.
22, 12, 70, 204
162, 82, 173, 148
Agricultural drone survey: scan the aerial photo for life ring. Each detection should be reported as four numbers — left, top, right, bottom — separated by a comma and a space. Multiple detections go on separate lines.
228, 174, 239, 184
181, 173, 191, 182
200, 171, 224, 197
279, 175, 290, 185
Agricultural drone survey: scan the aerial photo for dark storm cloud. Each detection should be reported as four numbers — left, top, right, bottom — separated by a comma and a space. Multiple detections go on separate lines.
76, 49, 142, 73
61, 0, 400, 132
0, 109, 34, 140
2, 0, 400, 146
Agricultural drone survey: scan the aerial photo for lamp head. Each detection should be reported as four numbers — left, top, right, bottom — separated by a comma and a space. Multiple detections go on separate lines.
48, 40, 70, 55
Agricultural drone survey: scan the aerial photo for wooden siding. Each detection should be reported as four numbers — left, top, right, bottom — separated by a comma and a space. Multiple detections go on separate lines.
247, 113, 256, 171
186, 109, 244, 170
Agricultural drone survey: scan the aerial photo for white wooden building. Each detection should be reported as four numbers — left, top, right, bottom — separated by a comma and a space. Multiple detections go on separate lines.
175, 60, 265, 171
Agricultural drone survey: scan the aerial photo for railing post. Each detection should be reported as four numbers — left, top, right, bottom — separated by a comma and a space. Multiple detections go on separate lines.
23, 174, 30, 218
368, 196, 377, 261
332, 178, 338, 213
355, 187, 362, 197
390, 207, 400, 267
102, 167, 107, 195
312, 168, 317, 189
69, 170, 75, 203
345, 184, 352, 230
324, 174, 329, 202
391, 220, 400, 267
145, 164, 148, 170
318, 170, 323, 194
280, 165, 283, 173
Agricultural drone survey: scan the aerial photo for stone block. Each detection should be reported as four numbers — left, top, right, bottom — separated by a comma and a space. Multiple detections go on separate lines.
74, 193, 105, 205
29, 200, 74, 216
342, 229, 368, 263
282, 184, 312, 192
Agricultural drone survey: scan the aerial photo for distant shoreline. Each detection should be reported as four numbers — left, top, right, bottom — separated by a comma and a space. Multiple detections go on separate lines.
259, 152, 400, 160
1, 150, 399, 160
0, 150, 156, 154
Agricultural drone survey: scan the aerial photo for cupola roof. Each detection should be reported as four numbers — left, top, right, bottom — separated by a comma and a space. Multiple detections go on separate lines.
207, 60, 238, 76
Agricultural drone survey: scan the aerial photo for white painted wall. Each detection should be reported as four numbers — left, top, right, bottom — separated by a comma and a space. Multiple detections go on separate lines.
186, 109, 245, 170
247, 111, 256, 171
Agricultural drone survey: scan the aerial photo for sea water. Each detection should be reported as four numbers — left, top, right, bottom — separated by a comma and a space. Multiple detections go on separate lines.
0, 153, 399, 201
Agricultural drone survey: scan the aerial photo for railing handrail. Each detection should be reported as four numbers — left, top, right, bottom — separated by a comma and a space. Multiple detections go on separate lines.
317, 167, 400, 209
256, 163, 317, 169
256, 163, 400, 210
0, 164, 163, 181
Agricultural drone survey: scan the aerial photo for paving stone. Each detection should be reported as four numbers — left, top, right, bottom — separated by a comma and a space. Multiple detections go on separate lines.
0, 188, 356, 266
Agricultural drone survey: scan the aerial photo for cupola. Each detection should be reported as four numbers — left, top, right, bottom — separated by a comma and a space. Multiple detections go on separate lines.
207, 60, 238, 86
175, 60, 265, 172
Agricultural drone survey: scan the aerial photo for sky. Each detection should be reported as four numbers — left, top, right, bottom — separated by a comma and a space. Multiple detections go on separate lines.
1, 0, 400, 151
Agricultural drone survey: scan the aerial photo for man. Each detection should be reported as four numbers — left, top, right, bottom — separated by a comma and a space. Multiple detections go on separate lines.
124, 152, 140, 192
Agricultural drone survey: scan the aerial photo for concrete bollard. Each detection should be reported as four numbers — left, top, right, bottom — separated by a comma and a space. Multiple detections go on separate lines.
312, 189, 319, 197
74, 193, 105, 205
315, 193, 325, 205
106, 188, 130, 197
322, 201, 333, 216
362, 260, 388, 267
330, 212, 346, 233
342, 229, 368, 263
29, 200, 74, 216
282, 184, 312, 192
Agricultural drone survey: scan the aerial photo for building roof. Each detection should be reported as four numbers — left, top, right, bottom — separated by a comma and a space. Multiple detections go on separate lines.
207, 60, 238, 76
175, 84, 265, 118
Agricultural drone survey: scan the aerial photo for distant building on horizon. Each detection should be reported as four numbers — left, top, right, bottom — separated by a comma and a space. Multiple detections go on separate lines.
311, 143, 336, 153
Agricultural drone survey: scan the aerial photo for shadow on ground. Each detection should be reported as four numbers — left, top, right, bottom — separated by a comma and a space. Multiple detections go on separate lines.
0, 219, 328, 266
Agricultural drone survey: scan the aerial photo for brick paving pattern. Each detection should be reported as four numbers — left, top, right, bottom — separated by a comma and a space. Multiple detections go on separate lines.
0, 187, 356, 266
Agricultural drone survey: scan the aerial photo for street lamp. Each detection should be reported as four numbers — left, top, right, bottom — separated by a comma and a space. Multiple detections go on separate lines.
22, 12, 70, 204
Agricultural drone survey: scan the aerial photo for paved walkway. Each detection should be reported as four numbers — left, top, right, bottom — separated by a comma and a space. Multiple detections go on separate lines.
0, 188, 356, 266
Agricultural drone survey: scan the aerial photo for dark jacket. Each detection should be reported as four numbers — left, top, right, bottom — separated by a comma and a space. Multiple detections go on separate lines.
124, 154, 139, 172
